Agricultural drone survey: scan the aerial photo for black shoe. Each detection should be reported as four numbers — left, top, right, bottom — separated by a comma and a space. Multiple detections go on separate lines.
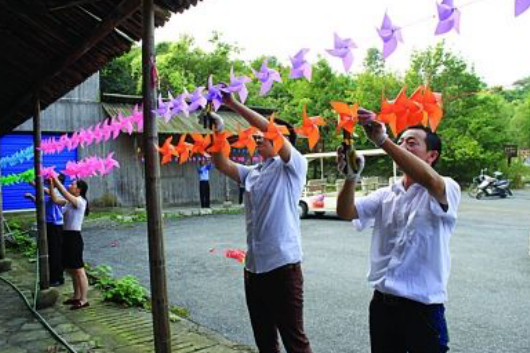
50, 280, 64, 287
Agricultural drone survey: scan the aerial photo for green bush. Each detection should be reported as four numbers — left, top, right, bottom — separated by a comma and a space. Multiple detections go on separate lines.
500, 159, 530, 189
6, 229, 37, 258
103, 275, 148, 307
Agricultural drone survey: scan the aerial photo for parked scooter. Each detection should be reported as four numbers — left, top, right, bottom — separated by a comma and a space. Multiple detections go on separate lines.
470, 169, 513, 199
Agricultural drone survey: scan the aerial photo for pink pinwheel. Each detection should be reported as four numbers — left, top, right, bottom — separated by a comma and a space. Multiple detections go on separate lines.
435, 0, 461, 35
120, 115, 135, 135
92, 123, 103, 143
66, 132, 79, 150
206, 76, 225, 112
100, 119, 113, 142
170, 91, 190, 118
84, 126, 95, 146
130, 105, 143, 132
516, 0, 530, 16
224, 66, 251, 104
188, 87, 207, 112
63, 161, 80, 179
40, 166, 58, 179
251, 59, 282, 96
326, 34, 357, 72
154, 94, 173, 122
103, 152, 120, 174
109, 116, 123, 140
377, 12, 403, 59
289, 49, 312, 81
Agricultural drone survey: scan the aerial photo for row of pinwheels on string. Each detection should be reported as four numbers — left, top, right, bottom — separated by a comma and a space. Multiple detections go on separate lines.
156, 85, 444, 165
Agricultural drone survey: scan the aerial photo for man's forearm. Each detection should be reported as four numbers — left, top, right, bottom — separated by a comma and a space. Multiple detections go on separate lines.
227, 100, 269, 131
337, 179, 358, 220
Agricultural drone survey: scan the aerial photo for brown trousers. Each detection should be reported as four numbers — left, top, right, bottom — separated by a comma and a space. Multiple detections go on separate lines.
244, 263, 313, 353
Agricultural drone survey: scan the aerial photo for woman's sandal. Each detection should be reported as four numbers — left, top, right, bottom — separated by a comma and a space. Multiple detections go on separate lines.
63, 298, 80, 305
70, 301, 90, 310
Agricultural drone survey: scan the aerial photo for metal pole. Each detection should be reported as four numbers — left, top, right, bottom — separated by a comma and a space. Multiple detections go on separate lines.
142, 1, 172, 352
33, 93, 50, 290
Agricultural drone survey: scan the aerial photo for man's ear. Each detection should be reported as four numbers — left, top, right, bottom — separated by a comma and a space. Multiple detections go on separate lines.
427, 150, 439, 166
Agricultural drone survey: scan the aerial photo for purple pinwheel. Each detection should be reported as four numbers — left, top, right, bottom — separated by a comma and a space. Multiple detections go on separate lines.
120, 115, 135, 135
170, 91, 191, 118
289, 49, 312, 81
516, 0, 530, 16
377, 12, 403, 59
131, 105, 144, 132
326, 34, 357, 72
188, 87, 207, 112
251, 59, 282, 96
154, 94, 173, 122
435, 0, 461, 35
206, 76, 225, 111
224, 66, 251, 104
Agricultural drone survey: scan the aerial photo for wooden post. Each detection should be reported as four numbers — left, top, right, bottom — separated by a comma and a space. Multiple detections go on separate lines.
33, 93, 50, 290
142, 1, 172, 352
0, 144, 5, 261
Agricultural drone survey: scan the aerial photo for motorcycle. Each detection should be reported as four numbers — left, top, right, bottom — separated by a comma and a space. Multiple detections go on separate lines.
469, 169, 512, 199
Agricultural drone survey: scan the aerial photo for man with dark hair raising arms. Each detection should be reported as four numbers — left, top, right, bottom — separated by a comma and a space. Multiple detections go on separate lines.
337, 110, 461, 353
210, 94, 313, 353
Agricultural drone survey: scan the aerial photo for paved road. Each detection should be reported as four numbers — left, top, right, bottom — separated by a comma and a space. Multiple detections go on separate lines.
84, 190, 530, 353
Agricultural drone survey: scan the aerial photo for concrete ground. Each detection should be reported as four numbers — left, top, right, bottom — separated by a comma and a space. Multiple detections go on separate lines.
84, 190, 530, 353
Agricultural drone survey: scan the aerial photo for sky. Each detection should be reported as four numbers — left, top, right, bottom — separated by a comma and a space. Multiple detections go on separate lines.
156, 0, 530, 87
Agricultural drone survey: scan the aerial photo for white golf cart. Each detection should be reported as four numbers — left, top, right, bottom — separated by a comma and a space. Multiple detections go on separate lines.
298, 149, 397, 219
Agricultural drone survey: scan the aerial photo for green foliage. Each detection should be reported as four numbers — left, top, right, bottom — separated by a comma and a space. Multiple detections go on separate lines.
509, 94, 530, 148
87, 264, 147, 307
6, 230, 37, 258
500, 159, 530, 189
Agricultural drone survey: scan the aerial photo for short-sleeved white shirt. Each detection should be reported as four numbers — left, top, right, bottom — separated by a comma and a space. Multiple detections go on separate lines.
354, 177, 461, 304
63, 196, 87, 232
237, 148, 308, 274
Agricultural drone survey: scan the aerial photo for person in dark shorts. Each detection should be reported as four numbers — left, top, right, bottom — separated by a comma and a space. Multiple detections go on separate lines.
49, 177, 90, 310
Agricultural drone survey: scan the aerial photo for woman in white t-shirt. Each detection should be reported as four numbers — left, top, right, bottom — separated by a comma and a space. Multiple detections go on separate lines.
49, 177, 90, 310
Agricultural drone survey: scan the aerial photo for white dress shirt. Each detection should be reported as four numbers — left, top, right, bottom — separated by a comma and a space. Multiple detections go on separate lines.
354, 177, 461, 304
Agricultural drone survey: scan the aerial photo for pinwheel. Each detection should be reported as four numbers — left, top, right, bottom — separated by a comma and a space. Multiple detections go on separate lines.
1, 169, 35, 186
207, 130, 232, 158
206, 76, 225, 112
190, 133, 212, 157
103, 152, 120, 174
170, 91, 190, 118
119, 115, 135, 135
289, 49, 312, 81
174, 134, 193, 164
331, 101, 358, 134
130, 105, 144, 132
154, 94, 173, 122
295, 105, 326, 150
40, 166, 59, 179
224, 249, 246, 264
515, 0, 530, 16
188, 87, 207, 112
62, 155, 120, 179
435, 0, 461, 35
0, 146, 34, 168
156, 136, 178, 165
92, 123, 104, 143
410, 86, 444, 131
263, 114, 290, 154
231, 126, 259, 156
377, 12, 403, 59
224, 67, 251, 104
100, 119, 113, 142
378, 89, 411, 137
251, 59, 282, 96
326, 33, 357, 72
110, 115, 123, 140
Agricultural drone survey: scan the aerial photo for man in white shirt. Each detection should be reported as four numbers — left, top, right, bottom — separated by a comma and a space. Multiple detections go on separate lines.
211, 95, 313, 353
336, 111, 461, 353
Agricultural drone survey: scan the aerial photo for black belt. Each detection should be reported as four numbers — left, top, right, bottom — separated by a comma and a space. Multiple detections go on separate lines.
373, 290, 424, 307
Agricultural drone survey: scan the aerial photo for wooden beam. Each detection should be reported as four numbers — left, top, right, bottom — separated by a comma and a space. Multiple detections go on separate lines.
47, 0, 107, 11
142, 0, 172, 352
2, 0, 141, 124
33, 93, 51, 290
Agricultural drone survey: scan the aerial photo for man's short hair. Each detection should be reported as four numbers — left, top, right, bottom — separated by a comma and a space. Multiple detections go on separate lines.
400, 125, 442, 168
273, 118, 297, 145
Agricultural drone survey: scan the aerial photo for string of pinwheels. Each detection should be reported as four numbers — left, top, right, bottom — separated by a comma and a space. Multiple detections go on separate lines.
0, 146, 34, 169
0, 169, 36, 186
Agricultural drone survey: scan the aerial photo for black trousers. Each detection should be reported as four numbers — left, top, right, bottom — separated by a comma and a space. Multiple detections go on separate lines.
244, 263, 313, 353
370, 290, 449, 353
46, 223, 64, 283
199, 180, 210, 208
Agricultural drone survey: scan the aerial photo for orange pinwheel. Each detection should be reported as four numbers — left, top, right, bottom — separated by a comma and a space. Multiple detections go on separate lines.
208, 130, 232, 158
378, 87, 421, 137
295, 105, 326, 150
231, 125, 259, 156
190, 133, 212, 157
156, 136, 178, 164
174, 134, 193, 164
410, 85, 443, 132
264, 114, 290, 154
331, 101, 358, 134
